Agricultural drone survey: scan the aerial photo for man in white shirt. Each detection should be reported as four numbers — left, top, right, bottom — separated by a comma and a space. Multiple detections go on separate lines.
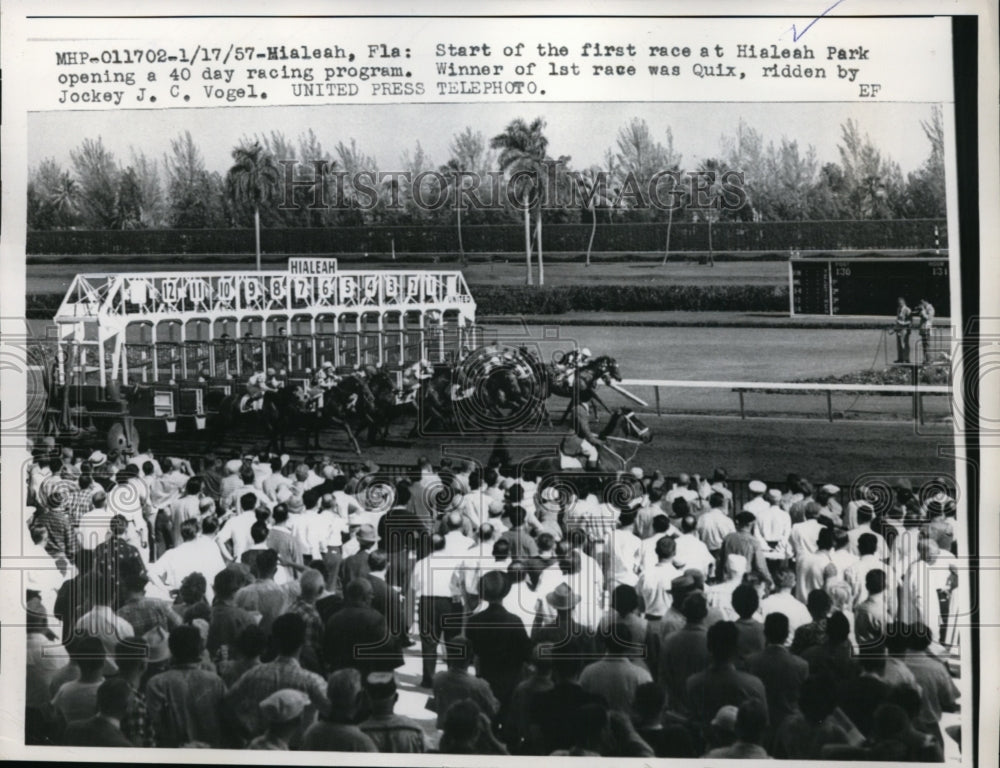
696, 492, 736, 556
789, 502, 825, 561
753, 489, 792, 576
760, 568, 812, 642
250, 452, 272, 489
223, 468, 272, 514
608, 508, 643, 589
795, 527, 836, 602
216, 492, 265, 561
901, 537, 956, 643
331, 475, 364, 520
636, 536, 682, 619
149, 518, 227, 602
742, 480, 770, 517
413, 528, 468, 686
639, 515, 681, 574
664, 473, 700, 508
262, 457, 290, 501
844, 532, 896, 610
291, 494, 346, 562
672, 515, 716, 580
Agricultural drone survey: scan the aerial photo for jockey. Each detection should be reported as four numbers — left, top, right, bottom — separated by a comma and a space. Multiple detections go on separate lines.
245, 367, 278, 411
559, 401, 602, 470
308, 361, 338, 410
561, 347, 592, 388
400, 358, 433, 404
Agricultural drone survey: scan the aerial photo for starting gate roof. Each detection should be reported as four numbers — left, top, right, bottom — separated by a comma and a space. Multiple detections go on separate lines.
54, 267, 477, 334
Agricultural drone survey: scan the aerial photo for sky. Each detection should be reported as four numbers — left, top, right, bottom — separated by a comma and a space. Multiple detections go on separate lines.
28, 101, 941, 177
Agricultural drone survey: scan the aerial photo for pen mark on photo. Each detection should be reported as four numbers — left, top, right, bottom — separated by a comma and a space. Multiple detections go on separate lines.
787, 0, 847, 42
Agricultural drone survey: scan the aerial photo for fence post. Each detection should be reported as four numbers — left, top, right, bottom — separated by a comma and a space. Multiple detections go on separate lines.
655, 386, 661, 417
826, 391, 833, 422
738, 390, 745, 420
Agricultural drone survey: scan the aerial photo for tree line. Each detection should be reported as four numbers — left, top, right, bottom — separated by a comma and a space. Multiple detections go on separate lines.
28, 109, 945, 233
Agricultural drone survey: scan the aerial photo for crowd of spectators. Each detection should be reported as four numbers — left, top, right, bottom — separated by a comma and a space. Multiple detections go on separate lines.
23, 440, 961, 758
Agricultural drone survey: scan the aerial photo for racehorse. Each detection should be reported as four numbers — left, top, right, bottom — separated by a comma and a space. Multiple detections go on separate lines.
363, 368, 401, 443
544, 355, 623, 423
408, 364, 456, 437
212, 388, 287, 454
515, 407, 636, 481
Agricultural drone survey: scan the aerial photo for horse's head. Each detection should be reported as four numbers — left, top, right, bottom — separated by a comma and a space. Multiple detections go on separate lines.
592, 355, 622, 384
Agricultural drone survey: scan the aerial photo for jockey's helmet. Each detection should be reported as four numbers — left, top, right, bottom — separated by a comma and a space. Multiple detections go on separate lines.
322, 361, 334, 369
266, 367, 276, 376
581, 348, 592, 358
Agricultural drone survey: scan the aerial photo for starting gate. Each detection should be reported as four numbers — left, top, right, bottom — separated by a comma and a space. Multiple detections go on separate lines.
50, 258, 480, 435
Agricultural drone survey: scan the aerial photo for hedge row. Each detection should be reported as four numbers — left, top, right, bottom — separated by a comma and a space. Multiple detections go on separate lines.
25, 284, 789, 319
472, 284, 788, 315
27, 219, 947, 256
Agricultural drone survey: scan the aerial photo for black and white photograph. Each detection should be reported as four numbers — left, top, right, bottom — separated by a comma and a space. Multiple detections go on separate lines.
1, 3, 996, 765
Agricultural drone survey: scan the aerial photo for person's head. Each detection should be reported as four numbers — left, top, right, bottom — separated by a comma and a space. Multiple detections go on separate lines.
681, 591, 709, 624
709, 491, 725, 509
731, 583, 760, 620
858, 532, 879, 557
178, 572, 207, 605
799, 674, 838, 724
168, 624, 203, 664
773, 566, 796, 593
122, 571, 149, 597
671, 497, 690, 519
240, 492, 258, 513
271, 612, 307, 657
298, 569, 324, 603
734, 699, 768, 745
363, 671, 399, 715
633, 681, 666, 725
213, 567, 244, 601
254, 548, 279, 579
234, 623, 267, 660
826, 611, 850, 644
480, 570, 510, 604
816, 527, 834, 551
239, 468, 254, 487
446, 635, 474, 670
184, 476, 202, 497
250, 520, 268, 544
491, 538, 511, 562
897, 296, 906, 308
326, 668, 365, 724
917, 537, 940, 564
114, 638, 148, 678
366, 548, 388, 574
68, 634, 107, 679
96, 677, 132, 721
176, 517, 200, 543
345, 578, 374, 607
806, 588, 832, 620
865, 568, 887, 597
680, 514, 697, 535
735, 511, 755, 531
441, 698, 486, 750
764, 612, 790, 645
611, 584, 640, 617
707, 621, 739, 664
109, 514, 128, 537
907, 622, 935, 652
655, 534, 677, 563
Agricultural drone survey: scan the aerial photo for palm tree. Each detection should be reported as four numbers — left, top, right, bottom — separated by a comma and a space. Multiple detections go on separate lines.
491, 117, 549, 286
226, 141, 280, 271
440, 158, 467, 266
577, 167, 614, 267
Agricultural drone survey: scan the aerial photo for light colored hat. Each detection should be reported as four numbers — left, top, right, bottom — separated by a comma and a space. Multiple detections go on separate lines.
630, 467, 644, 480
748, 480, 767, 494
725, 553, 748, 576
322, 465, 337, 480
322, 361, 334, 369
259, 689, 310, 724
88, 451, 107, 466
143, 625, 170, 664
545, 583, 581, 611
280, 453, 291, 468
766, 489, 782, 502
711, 705, 739, 731
225, 459, 242, 474
821, 484, 840, 494
356, 524, 379, 544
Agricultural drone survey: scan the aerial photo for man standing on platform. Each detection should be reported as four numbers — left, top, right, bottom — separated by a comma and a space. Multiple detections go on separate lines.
893, 297, 912, 363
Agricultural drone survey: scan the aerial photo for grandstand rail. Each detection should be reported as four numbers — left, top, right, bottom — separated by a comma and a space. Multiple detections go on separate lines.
618, 378, 952, 424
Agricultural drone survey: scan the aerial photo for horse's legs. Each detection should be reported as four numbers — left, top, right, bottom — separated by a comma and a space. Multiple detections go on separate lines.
590, 391, 612, 415
343, 419, 361, 455
598, 408, 622, 440
558, 399, 574, 426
